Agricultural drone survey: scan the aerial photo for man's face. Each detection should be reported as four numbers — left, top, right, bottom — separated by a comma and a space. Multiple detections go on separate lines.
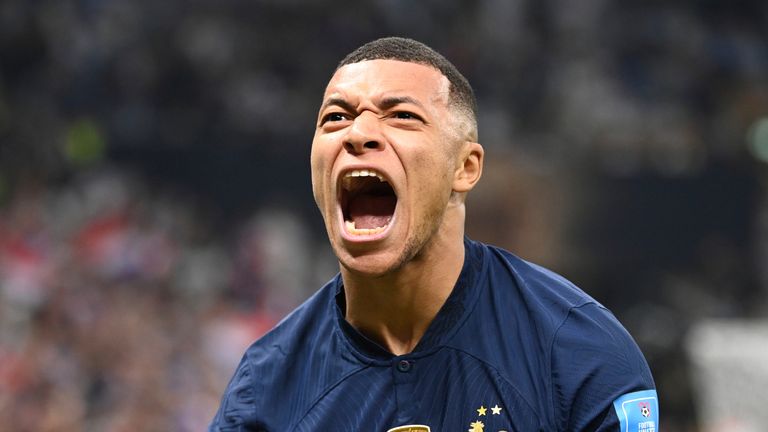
311, 59, 465, 276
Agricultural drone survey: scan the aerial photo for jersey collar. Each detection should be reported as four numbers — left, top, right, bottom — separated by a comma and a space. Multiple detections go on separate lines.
333, 238, 486, 361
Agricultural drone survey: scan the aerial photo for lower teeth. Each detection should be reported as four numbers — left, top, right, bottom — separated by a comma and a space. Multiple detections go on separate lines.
345, 220, 387, 235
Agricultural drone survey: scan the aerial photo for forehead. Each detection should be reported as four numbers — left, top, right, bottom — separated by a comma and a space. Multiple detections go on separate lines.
324, 59, 451, 108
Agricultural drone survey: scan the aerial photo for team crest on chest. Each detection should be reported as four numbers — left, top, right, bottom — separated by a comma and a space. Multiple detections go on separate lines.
387, 425, 430, 432
389, 401, 509, 432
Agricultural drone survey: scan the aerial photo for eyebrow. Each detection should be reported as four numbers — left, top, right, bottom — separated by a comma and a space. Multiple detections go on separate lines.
319, 95, 426, 113
379, 96, 425, 111
320, 97, 356, 113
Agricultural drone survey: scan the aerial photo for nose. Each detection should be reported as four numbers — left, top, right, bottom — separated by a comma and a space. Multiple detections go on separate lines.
343, 112, 383, 154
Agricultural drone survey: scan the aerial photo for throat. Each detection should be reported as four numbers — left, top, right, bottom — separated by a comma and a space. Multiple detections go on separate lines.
342, 270, 453, 356
346, 309, 428, 356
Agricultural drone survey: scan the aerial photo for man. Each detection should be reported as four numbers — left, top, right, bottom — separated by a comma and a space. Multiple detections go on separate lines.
210, 37, 658, 432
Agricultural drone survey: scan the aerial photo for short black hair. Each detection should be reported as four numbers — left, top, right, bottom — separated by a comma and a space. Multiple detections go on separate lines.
337, 37, 477, 124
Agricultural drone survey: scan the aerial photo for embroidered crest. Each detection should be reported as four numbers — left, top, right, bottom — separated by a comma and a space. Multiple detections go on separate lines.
387, 425, 430, 432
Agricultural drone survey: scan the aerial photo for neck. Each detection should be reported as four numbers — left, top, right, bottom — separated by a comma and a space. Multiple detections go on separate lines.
340, 204, 466, 356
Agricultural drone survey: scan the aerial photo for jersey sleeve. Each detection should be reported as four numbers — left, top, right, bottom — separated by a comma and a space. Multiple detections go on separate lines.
549, 303, 657, 431
209, 355, 266, 432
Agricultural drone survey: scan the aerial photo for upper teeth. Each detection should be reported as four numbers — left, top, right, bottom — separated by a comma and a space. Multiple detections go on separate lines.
344, 169, 385, 181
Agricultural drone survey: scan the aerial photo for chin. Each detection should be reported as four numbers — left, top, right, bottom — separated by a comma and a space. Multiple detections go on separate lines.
334, 244, 407, 279
328, 214, 441, 279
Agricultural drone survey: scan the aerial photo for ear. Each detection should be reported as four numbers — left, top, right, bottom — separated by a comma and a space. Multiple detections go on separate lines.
452, 142, 484, 193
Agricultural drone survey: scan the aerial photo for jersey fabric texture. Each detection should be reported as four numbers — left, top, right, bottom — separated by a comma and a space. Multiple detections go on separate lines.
209, 239, 656, 431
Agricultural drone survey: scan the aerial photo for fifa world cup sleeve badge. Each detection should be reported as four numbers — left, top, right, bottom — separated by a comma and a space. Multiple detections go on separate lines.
612, 389, 659, 432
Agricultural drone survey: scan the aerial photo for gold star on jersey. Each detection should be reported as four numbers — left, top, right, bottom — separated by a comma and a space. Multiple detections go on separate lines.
466, 402, 508, 431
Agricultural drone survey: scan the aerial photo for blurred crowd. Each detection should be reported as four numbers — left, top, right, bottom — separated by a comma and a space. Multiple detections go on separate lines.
1, 0, 767, 430
0, 170, 335, 430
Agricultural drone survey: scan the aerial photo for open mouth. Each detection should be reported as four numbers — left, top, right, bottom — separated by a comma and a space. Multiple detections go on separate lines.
339, 169, 397, 237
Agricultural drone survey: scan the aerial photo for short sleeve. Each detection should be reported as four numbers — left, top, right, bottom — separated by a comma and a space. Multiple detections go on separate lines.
209, 355, 264, 432
550, 303, 656, 431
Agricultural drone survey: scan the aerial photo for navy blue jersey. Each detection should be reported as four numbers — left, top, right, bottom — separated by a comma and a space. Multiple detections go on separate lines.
210, 239, 657, 431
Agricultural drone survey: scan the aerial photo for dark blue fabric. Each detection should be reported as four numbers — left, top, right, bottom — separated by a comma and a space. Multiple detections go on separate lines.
209, 239, 655, 431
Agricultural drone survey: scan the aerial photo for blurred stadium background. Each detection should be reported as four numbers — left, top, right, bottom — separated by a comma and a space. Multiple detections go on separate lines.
1, 0, 766, 430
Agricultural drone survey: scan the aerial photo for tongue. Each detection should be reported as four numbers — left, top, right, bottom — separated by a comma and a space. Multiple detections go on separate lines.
348, 195, 396, 229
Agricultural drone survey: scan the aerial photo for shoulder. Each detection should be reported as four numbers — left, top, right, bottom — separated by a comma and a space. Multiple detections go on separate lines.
477, 240, 649, 370
482, 242, 597, 307
210, 276, 359, 430
464, 240, 656, 430
471, 240, 602, 332
549, 302, 655, 430
248, 278, 339, 357
466, 239, 641, 347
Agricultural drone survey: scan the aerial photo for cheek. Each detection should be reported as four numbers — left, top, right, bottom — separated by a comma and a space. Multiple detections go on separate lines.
416, 149, 455, 183
310, 145, 329, 205
410, 154, 454, 208
311, 133, 348, 205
